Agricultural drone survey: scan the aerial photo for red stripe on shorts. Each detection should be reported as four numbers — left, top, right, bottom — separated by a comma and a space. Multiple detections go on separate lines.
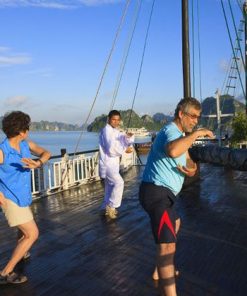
158, 210, 176, 240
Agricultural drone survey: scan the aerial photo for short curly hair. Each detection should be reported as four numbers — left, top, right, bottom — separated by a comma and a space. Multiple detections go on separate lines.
2, 111, 31, 138
174, 97, 201, 118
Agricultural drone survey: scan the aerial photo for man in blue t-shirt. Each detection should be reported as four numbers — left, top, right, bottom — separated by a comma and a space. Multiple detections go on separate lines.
139, 98, 214, 296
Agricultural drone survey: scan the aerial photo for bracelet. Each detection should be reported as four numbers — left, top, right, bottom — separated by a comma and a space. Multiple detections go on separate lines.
37, 159, 43, 167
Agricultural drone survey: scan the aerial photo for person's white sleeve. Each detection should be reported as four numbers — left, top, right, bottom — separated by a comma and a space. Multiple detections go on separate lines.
118, 133, 135, 146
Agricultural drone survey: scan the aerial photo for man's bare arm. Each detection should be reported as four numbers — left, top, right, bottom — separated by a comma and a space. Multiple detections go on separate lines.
166, 128, 214, 158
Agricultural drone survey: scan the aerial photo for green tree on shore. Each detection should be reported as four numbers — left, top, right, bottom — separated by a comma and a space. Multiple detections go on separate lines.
230, 112, 247, 147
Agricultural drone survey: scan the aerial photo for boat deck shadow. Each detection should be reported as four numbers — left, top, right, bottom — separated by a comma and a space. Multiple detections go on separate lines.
0, 164, 246, 296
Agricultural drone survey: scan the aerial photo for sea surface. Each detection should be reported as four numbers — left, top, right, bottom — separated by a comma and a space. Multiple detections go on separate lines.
0, 131, 151, 156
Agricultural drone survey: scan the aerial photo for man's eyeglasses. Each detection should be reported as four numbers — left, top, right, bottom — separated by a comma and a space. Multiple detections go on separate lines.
183, 112, 201, 120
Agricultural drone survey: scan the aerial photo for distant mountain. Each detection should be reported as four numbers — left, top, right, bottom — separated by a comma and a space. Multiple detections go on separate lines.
31, 121, 82, 131
152, 112, 173, 123
201, 95, 245, 131
0, 95, 244, 133
87, 109, 165, 132
0, 117, 82, 131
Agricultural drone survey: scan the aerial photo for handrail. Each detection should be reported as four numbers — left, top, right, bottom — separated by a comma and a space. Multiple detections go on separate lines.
31, 149, 140, 199
49, 149, 99, 160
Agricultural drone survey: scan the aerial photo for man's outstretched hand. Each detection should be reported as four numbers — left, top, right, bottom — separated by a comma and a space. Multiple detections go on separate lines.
125, 146, 133, 153
177, 162, 197, 177
194, 128, 215, 139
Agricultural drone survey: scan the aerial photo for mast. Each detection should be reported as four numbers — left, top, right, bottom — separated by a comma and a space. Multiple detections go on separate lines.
182, 0, 191, 98
244, 1, 247, 114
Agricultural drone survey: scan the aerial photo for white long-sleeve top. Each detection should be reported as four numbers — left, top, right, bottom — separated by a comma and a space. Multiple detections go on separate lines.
99, 124, 135, 178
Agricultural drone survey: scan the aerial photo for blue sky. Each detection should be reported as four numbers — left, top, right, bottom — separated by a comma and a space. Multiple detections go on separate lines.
0, 0, 244, 124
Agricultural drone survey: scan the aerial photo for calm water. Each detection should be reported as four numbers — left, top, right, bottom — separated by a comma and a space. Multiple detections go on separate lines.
0, 131, 151, 156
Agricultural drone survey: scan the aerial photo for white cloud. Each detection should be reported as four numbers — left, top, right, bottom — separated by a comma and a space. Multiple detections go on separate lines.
236, 94, 245, 103
52, 104, 80, 111
4, 95, 29, 107
0, 55, 31, 66
78, 0, 122, 6
219, 59, 229, 73
0, 46, 32, 66
219, 57, 245, 75
0, 46, 10, 52
0, 0, 123, 9
24, 67, 53, 77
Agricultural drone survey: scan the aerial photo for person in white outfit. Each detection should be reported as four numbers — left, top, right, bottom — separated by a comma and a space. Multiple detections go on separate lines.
99, 110, 134, 219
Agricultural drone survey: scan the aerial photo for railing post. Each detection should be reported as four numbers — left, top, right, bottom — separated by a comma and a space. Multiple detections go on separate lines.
60, 149, 70, 190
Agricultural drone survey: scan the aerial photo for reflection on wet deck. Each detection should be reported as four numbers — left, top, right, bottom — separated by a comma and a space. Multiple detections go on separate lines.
0, 164, 247, 296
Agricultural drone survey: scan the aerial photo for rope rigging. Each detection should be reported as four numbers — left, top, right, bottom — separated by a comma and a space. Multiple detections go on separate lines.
73, 0, 131, 157
221, 21, 244, 95
220, 1, 245, 118
204, 1, 245, 131
236, 0, 244, 13
220, 54, 233, 96
109, 0, 143, 111
59, 0, 132, 187
126, 0, 157, 130
220, 0, 245, 99
55, 1, 247, 188
228, 0, 245, 70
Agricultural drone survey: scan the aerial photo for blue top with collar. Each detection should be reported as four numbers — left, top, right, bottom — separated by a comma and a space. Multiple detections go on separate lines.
0, 138, 32, 207
142, 122, 186, 196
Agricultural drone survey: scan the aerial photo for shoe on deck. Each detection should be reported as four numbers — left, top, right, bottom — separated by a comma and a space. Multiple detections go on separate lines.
0, 272, 28, 285
105, 205, 118, 219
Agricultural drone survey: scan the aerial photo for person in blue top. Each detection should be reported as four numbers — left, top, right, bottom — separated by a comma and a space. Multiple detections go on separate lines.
139, 98, 214, 296
0, 111, 51, 285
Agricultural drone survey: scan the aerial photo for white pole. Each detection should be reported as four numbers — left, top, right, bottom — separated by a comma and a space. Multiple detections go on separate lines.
215, 89, 221, 146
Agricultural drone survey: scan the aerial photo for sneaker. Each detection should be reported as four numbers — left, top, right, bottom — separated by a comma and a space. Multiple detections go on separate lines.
105, 205, 118, 219
0, 272, 28, 285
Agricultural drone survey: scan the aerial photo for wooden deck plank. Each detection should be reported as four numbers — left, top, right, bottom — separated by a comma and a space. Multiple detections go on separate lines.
0, 164, 247, 295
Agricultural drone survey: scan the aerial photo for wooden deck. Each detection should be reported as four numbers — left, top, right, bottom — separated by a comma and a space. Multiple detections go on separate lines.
0, 164, 247, 296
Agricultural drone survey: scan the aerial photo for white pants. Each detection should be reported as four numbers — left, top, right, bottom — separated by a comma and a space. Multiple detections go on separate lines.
101, 169, 124, 209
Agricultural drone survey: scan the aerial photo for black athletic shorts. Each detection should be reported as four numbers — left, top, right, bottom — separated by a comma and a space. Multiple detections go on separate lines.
139, 181, 179, 244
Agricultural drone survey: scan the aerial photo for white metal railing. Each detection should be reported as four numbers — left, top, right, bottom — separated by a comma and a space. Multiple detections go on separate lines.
31, 149, 140, 199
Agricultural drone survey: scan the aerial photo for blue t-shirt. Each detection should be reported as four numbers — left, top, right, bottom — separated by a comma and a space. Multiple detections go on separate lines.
0, 138, 32, 207
142, 122, 186, 196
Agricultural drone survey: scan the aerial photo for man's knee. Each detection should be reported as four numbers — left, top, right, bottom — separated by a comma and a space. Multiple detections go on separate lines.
31, 227, 39, 242
19, 223, 39, 242
157, 243, 176, 267
158, 243, 176, 256
25, 228, 39, 242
